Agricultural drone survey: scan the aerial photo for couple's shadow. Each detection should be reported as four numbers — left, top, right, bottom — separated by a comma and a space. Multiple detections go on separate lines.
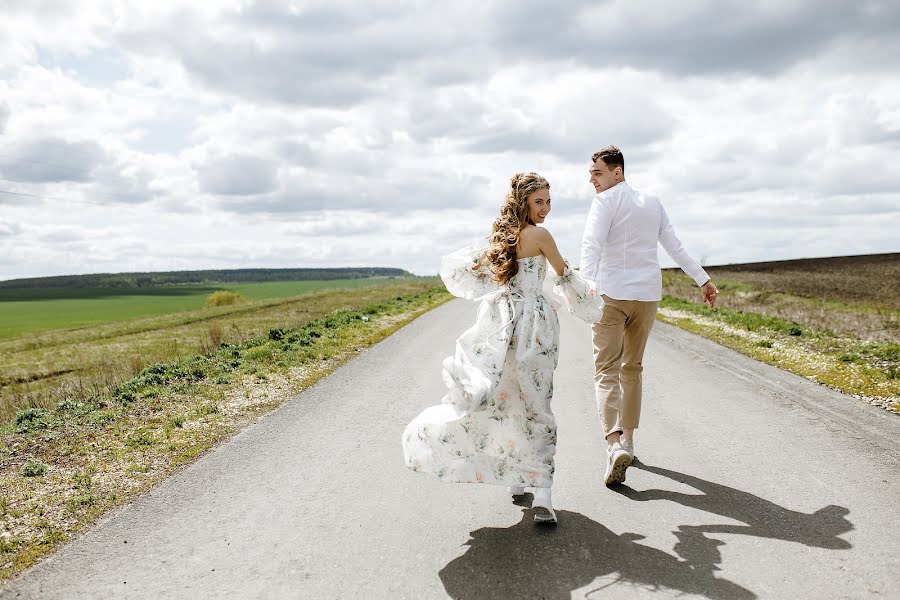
439, 462, 852, 600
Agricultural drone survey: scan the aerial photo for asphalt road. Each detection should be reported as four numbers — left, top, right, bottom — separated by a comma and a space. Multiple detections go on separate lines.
2, 298, 898, 599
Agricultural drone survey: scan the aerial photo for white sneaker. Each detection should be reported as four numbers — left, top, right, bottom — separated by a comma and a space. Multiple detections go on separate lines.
531, 487, 557, 524
621, 439, 636, 461
604, 441, 633, 486
508, 486, 526, 497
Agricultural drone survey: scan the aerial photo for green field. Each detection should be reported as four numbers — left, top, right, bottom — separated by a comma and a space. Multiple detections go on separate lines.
0, 278, 398, 339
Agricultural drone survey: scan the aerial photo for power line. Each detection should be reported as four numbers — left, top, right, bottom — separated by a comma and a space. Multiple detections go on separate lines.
0, 178, 155, 207
0, 151, 155, 206
0, 189, 42, 199
0, 152, 91, 177
0, 184, 135, 207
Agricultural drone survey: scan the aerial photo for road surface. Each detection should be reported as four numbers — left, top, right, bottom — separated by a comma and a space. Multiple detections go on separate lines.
2, 298, 898, 599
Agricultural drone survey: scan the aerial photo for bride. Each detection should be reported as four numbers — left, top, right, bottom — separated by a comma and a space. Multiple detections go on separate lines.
402, 172, 603, 524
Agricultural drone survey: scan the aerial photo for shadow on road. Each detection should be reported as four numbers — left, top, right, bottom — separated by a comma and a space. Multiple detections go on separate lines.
613, 461, 853, 572
439, 502, 756, 600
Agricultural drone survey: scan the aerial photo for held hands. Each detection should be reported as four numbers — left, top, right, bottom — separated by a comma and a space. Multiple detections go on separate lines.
701, 280, 719, 308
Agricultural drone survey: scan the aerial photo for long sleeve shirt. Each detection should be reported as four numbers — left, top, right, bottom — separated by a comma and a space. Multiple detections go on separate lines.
579, 181, 709, 301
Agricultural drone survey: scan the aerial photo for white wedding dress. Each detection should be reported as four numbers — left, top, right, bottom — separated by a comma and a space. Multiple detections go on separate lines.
402, 246, 604, 489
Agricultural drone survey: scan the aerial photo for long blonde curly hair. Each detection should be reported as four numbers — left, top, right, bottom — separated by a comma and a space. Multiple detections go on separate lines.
485, 172, 550, 285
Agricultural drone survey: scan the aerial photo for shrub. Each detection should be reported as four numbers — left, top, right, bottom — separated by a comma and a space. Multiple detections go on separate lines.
65, 493, 95, 512
125, 430, 155, 448
14, 408, 54, 433
71, 469, 94, 489
853, 342, 900, 363
838, 353, 861, 364
243, 335, 267, 348
245, 347, 273, 361
205, 291, 246, 307
194, 403, 219, 417
56, 398, 85, 414
0, 535, 20, 553
284, 332, 314, 347
90, 410, 118, 425
22, 460, 48, 477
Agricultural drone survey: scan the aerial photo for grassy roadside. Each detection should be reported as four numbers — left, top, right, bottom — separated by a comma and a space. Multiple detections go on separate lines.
657, 278, 899, 414
1, 279, 434, 423
0, 286, 452, 580
662, 270, 898, 342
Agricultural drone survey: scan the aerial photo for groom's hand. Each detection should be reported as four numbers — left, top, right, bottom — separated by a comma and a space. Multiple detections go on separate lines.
701, 281, 718, 307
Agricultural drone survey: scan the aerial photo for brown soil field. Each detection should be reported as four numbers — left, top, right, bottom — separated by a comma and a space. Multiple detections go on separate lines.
698, 252, 900, 309
664, 253, 899, 342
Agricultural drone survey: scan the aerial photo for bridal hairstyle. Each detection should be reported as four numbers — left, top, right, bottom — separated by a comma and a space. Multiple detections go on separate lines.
592, 145, 625, 175
485, 171, 550, 285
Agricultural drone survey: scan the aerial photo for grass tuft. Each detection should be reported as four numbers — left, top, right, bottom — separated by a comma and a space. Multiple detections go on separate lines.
21, 460, 47, 477
14, 408, 56, 434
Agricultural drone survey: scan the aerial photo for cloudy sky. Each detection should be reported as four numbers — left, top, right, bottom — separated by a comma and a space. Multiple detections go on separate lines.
1, 0, 898, 281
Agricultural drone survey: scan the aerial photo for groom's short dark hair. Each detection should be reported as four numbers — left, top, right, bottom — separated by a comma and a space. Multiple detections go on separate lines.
592, 146, 624, 174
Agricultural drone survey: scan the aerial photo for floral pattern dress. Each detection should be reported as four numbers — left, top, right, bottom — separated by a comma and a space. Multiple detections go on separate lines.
402, 246, 604, 489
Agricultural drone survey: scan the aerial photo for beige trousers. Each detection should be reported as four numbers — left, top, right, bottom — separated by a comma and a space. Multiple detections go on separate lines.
592, 295, 659, 438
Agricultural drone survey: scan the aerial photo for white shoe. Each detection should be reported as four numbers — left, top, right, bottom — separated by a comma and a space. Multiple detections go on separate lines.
605, 441, 633, 486
621, 438, 636, 461
508, 486, 526, 497
532, 487, 557, 524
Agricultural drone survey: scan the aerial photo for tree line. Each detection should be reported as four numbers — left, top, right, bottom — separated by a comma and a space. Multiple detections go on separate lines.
0, 267, 413, 289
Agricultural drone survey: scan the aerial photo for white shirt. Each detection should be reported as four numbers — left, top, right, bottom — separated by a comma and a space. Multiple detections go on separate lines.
579, 181, 709, 302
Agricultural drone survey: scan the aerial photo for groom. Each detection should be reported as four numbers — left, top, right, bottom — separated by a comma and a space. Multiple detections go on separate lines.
580, 146, 718, 486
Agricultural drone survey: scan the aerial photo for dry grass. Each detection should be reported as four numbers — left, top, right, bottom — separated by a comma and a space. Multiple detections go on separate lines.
0, 279, 440, 424
661, 253, 898, 413
664, 254, 899, 342
657, 305, 900, 412
0, 285, 452, 580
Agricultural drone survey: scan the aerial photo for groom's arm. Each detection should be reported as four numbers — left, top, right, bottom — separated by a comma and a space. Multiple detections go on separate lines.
657, 202, 710, 287
580, 196, 613, 281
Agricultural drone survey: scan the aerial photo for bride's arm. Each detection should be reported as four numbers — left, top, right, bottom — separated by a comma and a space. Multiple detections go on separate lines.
439, 244, 498, 299
534, 227, 568, 276
543, 227, 605, 322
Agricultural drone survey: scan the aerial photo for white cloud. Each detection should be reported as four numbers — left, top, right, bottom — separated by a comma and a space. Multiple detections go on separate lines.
0, 219, 22, 237
196, 153, 278, 196
0, 103, 9, 134
0, 137, 106, 183
0, 0, 897, 281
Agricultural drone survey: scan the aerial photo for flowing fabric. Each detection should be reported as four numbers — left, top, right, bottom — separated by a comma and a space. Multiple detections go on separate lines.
402, 246, 604, 488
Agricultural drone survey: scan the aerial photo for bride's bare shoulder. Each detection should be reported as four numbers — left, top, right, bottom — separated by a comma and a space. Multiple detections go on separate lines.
521, 225, 554, 242
521, 224, 551, 236
518, 225, 555, 257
